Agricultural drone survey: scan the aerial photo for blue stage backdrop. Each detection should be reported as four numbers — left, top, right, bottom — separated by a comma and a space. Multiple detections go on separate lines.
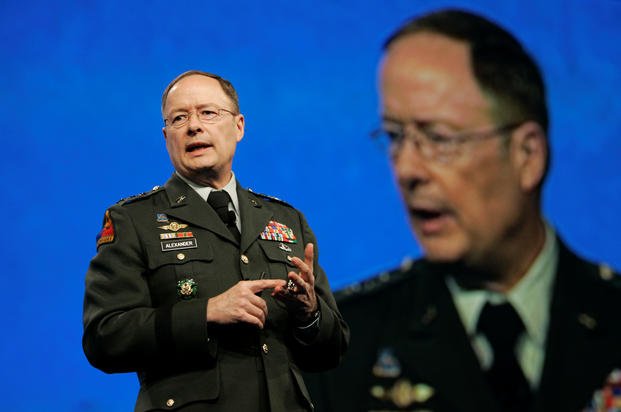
1, 0, 619, 410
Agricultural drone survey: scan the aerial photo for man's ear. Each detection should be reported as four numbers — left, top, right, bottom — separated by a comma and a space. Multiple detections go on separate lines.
162, 126, 168, 140
235, 114, 245, 142
510, 121, 547, 192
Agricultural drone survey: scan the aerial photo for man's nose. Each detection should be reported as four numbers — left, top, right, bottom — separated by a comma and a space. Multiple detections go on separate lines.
391, 136, 431, 187
186, 112, 203, 134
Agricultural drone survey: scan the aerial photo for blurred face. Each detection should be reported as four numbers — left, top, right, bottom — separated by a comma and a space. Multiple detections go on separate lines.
379, 32, 533, 267
162, 74, 244, 188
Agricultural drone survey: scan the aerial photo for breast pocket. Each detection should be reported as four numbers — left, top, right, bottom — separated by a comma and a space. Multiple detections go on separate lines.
258, 240, 302, 280
144, 237, 216, 306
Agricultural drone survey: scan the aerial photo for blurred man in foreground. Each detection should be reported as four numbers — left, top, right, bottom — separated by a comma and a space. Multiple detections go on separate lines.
306, 9, 620, 412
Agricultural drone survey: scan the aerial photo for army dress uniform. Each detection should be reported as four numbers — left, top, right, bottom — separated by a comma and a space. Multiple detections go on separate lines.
305, 239, 621, 412
83, 174, 349, 412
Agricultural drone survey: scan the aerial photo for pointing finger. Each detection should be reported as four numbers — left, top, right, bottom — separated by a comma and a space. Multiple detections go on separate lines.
247, 279, 287, 293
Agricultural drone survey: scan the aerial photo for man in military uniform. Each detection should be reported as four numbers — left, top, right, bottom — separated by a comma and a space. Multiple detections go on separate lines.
305, 9, 621, 412
83, 70, 349, 411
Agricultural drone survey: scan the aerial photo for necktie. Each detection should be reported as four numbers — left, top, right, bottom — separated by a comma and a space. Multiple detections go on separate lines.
207, 190, 241, 243
477, 301, 532, 412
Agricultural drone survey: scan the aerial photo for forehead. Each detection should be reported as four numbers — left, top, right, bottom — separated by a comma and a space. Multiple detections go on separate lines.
379, 32, 491, 126
164, 75, 230, 113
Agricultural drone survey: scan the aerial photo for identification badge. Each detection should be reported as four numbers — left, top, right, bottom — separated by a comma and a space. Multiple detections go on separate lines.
161, 238, 198, 251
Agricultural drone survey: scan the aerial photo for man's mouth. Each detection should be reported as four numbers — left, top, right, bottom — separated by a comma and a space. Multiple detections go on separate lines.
408, 205, 453, 235
410, 207, 444, 220
186, 142, 212, 153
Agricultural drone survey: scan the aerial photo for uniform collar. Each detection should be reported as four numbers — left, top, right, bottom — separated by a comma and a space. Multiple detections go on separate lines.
175, 171, 241, 226
446, 221, 558, 348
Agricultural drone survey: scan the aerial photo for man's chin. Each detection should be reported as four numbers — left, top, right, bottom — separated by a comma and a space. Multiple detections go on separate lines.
418, 239, 465, 264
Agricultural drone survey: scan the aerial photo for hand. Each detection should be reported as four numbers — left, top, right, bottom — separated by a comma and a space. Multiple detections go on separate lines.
273, 243, 318, 322
207, 279, 286, 329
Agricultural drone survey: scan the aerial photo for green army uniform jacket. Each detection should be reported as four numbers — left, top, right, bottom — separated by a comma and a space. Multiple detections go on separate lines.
305, 240, 621, 412
83, 174, 349, 412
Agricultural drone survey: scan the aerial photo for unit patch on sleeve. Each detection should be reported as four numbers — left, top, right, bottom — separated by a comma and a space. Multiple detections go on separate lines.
260, 220, 297, 243
96, 210, 115, 248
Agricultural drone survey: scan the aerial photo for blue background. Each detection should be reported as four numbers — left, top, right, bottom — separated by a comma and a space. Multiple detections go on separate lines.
1, 0, 619, 410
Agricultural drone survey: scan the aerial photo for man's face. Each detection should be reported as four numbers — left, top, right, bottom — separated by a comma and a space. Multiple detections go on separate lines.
379, 32, 530, 266
162, 75, 244, 187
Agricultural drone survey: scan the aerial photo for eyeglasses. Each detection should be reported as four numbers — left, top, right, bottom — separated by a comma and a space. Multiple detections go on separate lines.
164, 107, 237, 128
371, 119, 521, 163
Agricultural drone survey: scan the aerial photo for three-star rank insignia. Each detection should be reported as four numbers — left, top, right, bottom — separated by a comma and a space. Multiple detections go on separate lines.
177, 278, 197, 299
260, 221, 297, 243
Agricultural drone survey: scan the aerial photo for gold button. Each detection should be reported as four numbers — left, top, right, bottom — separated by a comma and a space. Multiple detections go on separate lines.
177, 253, 185, 260
241, 254, 249, 264
166, 398, 175, 407
262, 343, 269, 354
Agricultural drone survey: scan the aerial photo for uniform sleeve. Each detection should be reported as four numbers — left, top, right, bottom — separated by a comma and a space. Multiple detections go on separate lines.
82, 205, 215, 373
288, 211, 350, 372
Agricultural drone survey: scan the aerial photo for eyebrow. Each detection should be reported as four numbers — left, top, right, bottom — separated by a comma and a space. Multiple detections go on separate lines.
167, 103, 223, 114
381, 115, 463, 132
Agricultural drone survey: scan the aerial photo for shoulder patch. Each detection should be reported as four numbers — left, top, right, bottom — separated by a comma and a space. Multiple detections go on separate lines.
96, 210, 115, 249
117, 185, 164, 206
248, 188, 294, 208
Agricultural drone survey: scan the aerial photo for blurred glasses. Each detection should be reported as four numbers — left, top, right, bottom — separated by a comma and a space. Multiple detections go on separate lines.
165, 107, 237, 128
371, 119, 521, 163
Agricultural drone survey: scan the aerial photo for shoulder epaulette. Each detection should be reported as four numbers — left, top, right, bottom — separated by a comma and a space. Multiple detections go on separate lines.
117, 185, 164, 206
248, 188, 294, 208
334, 257, 419, 303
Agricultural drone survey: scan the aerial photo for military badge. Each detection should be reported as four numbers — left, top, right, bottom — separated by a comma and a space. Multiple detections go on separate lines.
370, 379, 435, 408
96, 210, 115, 248
260, 221, 297, 243
583, 369, 621, 411
278, 243, 292, 252
177, 278, 197, 299
159, 221, 189, 232
160, 231, 194, 240
372, 347, 402, 378
156, 213, 169, 223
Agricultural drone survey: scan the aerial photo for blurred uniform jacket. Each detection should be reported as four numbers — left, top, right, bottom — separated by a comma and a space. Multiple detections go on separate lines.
83, 174, 349, 412
305, 240, 621, 412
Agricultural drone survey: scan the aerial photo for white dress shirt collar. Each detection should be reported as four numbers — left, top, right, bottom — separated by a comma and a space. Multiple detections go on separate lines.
175, 171, 241, 231
446, 222, 558, 387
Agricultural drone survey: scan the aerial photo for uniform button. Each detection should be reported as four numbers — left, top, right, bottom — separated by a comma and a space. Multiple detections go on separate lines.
177, 253, 185, 260
262, 343, 269, 354
286, 255, 293, 262
240, 254, 249, 264
166, 398, 175, 407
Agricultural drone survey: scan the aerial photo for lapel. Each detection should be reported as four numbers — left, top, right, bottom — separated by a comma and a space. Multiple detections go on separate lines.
534, 239, 620, 411
393, 265, 499, 412
236, 185, 273, 253
160, 174, 237, 244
